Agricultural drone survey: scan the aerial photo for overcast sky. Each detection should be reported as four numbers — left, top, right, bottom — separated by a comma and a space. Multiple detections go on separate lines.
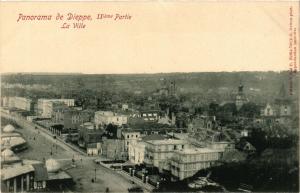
0, 2, 298, 74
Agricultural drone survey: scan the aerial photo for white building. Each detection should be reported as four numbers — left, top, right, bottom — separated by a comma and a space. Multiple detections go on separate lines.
129, 141, 146, 164
171, 148, 221, 180
144, 139, 188, 171
122, 130, 141, 151
94, 111, 127, 128
37, 99, 74, 118
6, 97, 33, 111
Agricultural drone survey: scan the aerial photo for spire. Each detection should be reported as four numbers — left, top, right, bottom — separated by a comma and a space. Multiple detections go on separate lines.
278, 84, 287, 99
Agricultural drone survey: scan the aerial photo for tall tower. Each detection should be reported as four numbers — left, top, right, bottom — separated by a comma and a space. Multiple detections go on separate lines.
235, 83, 247, 110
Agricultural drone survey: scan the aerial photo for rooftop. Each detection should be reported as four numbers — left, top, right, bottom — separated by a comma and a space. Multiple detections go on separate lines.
32, 163, 48, 181
142, 134, 166, 141
174, 148, 221, 155
47, 171, 72, 181
1, 164, 34, 180
146, 139, 187, 145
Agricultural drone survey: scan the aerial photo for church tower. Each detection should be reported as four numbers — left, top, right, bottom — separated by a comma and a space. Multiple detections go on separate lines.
235, 83, 247, 110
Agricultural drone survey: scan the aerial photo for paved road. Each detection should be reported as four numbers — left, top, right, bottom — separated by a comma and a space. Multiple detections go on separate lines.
1, 112, 137, 192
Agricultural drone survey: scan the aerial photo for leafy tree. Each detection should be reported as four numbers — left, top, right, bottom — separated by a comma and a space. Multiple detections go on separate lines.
105, 124, 118, 139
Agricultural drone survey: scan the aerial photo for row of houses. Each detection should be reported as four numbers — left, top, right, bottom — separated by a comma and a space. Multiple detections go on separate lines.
1, 97, 33, 112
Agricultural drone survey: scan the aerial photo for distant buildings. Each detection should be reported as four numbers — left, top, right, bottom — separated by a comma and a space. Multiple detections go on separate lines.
94, 111, 127, 128
260, 84, 292, 125
52, 107, 93, 130
187, 115, 216, 133
37, 99, 74, 118
140, 110, 160, 122
1, 97, 33, 112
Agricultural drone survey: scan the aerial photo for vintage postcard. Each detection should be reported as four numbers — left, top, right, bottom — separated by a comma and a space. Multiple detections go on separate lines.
0, 1, 299, 193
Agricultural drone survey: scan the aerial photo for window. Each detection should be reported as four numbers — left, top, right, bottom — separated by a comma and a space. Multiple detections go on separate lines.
127, 135, 129, 139
284, 106, 288, 115
267, 108, 270, 115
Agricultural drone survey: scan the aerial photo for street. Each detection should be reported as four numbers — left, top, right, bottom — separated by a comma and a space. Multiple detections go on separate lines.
1, 112, 135, 192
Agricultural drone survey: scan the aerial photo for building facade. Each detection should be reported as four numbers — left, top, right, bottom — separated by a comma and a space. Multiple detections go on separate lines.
122, 130, 141, 151
37, 99, 75, 118
129, 141, 146, 164
52, 107, 93, 130
101, 139, 127, 160
171, 148, 221, 180
6, 97, 33, 111
78, 123, 103, 149
144, 139, 188, 172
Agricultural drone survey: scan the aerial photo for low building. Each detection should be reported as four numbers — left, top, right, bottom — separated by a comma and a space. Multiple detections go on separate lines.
171, 148, 221, 180
1, 164, 36, 192
86, 143, 101, 156
45, 158, 74, 190
144, 139, 188, 172
78, 123, 104, 150
1, 151, 48, 192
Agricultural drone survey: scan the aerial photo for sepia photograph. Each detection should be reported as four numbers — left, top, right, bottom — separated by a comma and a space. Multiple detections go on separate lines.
0, 1, 299, 193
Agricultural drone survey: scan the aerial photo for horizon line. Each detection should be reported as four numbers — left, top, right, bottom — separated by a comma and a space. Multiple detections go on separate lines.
0, 70, 290, 76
